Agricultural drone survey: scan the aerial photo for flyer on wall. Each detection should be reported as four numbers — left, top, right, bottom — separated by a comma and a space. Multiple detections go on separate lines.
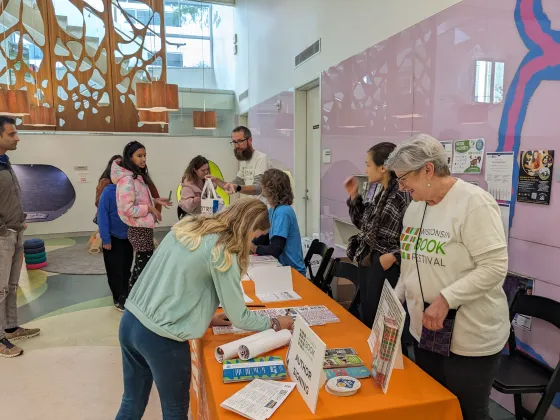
516, 150, 554, 205
440, 141, 453, 171
451, 138, 485, 174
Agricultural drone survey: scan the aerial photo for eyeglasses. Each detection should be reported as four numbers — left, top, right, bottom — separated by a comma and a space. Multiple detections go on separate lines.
397, 171, 413, 186
230, 138, 249, 146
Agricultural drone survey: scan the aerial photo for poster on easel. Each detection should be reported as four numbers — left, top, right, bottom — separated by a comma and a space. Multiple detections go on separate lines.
516, 150, 554, 205
451, 138, 485, 174
367, 280, 405, 393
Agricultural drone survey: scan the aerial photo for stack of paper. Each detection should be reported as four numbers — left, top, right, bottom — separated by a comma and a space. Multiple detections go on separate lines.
212, 306, 340, 335
221, 379, 296, 420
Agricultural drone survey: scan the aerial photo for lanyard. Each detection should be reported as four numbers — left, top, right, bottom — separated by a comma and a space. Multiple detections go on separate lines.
415, 203, 428, 302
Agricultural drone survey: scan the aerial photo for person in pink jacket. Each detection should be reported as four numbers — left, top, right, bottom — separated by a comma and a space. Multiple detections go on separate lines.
111, 141, 171, 289
178, 155, 209, 219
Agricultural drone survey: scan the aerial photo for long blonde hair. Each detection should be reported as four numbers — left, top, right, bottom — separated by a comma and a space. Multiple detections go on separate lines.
172, 198, 270, 274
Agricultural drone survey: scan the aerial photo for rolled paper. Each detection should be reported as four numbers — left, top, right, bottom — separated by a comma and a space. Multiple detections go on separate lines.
238, 329, 292, 360
215, 329, 276, 363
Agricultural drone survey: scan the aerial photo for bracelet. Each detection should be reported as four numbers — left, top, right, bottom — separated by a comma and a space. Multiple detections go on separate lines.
235, 184, 242, 192
270, 317, 281, 332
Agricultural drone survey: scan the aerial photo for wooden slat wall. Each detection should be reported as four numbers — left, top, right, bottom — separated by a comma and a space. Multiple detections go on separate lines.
0, 0, 55, 131
1, 0, 169, 133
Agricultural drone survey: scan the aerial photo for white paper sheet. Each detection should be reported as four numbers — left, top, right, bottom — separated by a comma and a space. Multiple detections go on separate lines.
215, 329, 277, 363
295, 305, 340, 326
499, 203, 510, 243
238, 330, 292, 360
256, 291, 302, 303
441, 141, 453, 170
485, 152, 514, 201
451, 138, 486, 174
251, 266, 294, 295
219, 293, 253, 308
221, 379, 296, 420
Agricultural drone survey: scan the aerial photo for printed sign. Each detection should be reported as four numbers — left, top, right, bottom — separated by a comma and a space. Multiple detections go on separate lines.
451, 138, 485, 174
286, 315, 326, 414
516, 150, 554, 205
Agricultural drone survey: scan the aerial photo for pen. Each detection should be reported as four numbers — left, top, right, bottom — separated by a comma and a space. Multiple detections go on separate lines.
168, 190, 172, 201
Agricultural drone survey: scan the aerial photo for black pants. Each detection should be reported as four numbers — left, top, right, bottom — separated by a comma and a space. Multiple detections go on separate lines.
413, 341, 501, 420
358, 251, 401, 328
102, 236, 133, 305
129, 251, 153, 289
128, 227, 155, 289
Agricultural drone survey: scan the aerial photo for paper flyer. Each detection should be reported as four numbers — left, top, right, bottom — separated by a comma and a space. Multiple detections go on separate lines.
498, 203, 510, 243
367, 280, 405, 394
451, 138, 486, 174
485, 152, 515, 201
503, 272, 535, 331
517, 150, 554, 205
220, 379, 296, 420
440, 141, 453, 171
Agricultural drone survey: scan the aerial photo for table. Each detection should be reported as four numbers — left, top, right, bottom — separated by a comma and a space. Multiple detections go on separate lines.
190, 270, 462, 420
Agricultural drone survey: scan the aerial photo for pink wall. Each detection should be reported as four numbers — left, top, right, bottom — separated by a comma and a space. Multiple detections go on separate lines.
247, 90, 295, 173
321, 0, 560, 416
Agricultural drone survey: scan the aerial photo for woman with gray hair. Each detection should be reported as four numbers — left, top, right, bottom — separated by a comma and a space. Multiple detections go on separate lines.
386, 134, 509, 420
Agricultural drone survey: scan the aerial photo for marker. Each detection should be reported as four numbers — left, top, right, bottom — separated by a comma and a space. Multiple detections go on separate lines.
168, 190, 172, 201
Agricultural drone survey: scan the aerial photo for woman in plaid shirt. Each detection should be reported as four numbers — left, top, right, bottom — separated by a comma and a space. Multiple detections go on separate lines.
344, 142, 410, 327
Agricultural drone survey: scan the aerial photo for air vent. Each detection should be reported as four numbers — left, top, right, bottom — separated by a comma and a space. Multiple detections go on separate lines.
239, 89, 249, 102
295, 39, 321, 68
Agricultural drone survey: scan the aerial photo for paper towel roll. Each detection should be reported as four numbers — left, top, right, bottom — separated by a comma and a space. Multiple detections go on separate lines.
215, 329, 276, 363
238, 329, 292, 360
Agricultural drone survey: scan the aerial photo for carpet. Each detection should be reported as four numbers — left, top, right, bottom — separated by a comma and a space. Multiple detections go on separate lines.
44, 244, 106, 275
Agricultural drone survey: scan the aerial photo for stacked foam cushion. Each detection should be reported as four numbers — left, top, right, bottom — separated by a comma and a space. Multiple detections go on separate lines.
24, 238, 47, 270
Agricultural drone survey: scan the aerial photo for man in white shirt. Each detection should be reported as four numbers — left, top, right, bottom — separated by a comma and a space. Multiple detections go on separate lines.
210, 126, 271, 197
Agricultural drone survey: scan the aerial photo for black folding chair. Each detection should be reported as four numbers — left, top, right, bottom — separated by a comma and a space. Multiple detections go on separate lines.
304, 239, 334, 288
492, 290, 560, 420
323, 258, 359, 318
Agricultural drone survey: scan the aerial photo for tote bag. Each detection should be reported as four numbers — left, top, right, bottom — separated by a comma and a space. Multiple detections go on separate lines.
200, 178, 224, 216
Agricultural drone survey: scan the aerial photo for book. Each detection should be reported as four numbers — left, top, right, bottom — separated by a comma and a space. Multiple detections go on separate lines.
222, 356, 287, 383
325, 347, 357, 357
324, 366, 371, 380
323, 353, 364, 369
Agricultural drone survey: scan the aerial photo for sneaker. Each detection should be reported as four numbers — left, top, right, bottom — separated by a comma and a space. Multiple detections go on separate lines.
5, 327, 41, 341
114, 303, 125, 312
0, 338, 23, 358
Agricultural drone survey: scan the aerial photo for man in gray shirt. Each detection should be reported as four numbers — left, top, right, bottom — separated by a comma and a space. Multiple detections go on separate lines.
0, 116, 40, 358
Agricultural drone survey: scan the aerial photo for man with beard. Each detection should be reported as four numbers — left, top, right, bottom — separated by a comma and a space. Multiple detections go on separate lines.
210, 126, 270, 200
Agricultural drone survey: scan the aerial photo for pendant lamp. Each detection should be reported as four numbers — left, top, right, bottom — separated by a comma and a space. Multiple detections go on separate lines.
135, 81, 179, 112
23, 105, 56, 127
193, 109, 217, 130
0, 89, 31, 117
138, 110, 169, 125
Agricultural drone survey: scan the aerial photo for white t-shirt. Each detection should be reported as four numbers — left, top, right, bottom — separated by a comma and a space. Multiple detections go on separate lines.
233, 150, 271, 201
396, 179, 510, 356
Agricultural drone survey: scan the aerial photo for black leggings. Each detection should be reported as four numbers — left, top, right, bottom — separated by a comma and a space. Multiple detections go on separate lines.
413, 341, 501, 420
358, 251, 401, 329
128, 227, 154, 289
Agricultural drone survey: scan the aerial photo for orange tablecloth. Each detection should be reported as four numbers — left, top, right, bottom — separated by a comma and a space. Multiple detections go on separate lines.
191, 270, 462, 420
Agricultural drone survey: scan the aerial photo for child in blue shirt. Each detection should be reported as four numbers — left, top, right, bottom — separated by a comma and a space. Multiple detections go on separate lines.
98, 181, 133, 311
251, 169, 306, 276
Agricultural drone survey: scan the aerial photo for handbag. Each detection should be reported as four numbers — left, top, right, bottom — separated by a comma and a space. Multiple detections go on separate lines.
415, 203, 459, 357
200, 178, 224, 216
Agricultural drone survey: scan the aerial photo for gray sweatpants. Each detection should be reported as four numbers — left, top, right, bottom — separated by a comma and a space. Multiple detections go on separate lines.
0, 231, 23, 340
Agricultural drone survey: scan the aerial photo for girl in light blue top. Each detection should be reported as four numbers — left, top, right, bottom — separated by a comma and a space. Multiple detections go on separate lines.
251, 169, 306, 276
116, 198, 294, 419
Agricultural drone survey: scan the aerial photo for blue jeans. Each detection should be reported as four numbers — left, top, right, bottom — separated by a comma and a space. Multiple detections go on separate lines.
116, 310, 191, 420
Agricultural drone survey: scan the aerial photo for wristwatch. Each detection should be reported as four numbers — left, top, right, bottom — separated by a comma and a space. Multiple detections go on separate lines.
235, 184, 242, 192
270, 317, 281, 332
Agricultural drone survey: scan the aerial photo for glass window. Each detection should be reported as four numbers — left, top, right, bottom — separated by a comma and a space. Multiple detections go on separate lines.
163, 1, 212, 68
475, 60, 505, 104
